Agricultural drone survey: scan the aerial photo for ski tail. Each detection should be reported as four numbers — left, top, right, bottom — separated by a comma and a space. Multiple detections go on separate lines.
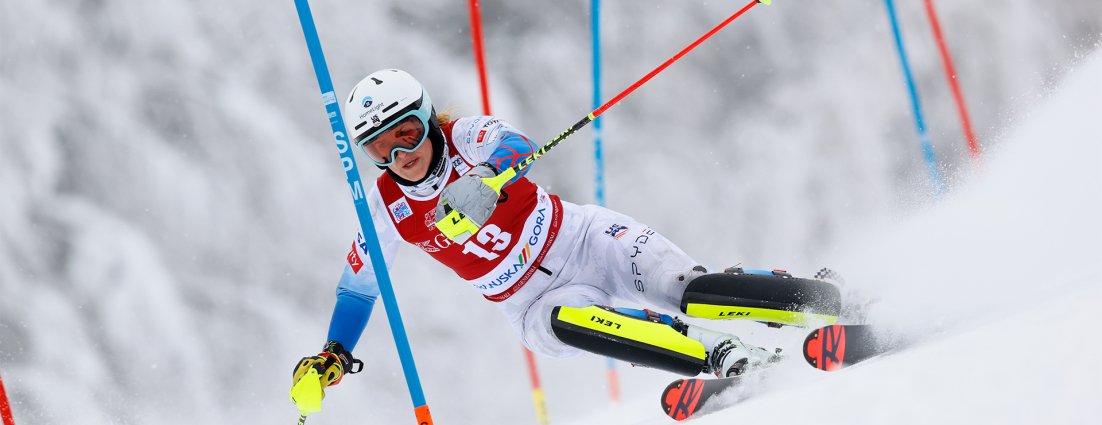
802, 324, 895, 371
660, 373, 766, 420
661, 378, 708, 421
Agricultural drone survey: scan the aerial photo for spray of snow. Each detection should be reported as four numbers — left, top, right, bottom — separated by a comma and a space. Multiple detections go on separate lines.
574, 44, 1102, 425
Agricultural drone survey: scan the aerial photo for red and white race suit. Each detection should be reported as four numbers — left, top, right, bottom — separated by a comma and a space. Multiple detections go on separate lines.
336, 116, 698, 357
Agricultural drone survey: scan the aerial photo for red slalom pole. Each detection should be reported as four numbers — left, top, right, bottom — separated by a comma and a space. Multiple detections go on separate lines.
0, 372, 15, 425
924, 0, 981, 162
466, 1, 550, 424
522, 349, 549, 425
467, 0, 493, 116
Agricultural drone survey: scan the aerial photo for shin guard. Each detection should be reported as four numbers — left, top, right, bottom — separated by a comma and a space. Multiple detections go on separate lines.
551, 305, 706, 376
680, 270, 841, 326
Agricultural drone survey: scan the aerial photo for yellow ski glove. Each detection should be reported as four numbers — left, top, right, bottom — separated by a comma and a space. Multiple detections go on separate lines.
290, 341, 362, 416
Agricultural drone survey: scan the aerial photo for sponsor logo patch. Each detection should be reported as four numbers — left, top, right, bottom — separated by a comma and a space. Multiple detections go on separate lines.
629, 228, 655, 293
604, 224, 629, 239
450, 155, 471, 175
388, 197, 413, 223
424, 209, 438, 228
477, 207, 547, 292
415, 240, 440, 253
347, 241, 364, 273
433, 233, 455, 249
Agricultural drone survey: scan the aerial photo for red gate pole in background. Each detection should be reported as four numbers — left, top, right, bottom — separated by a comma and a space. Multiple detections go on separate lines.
924, 0, 982, 164
466, 1, 551, 424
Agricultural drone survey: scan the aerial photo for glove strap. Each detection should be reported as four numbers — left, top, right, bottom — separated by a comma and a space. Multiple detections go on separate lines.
348, 358, 364, 374
475, 162, 500, 176
320, 341, 362, 386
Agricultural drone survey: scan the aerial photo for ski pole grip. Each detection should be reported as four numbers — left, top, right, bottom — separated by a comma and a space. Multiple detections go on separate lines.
482, 167, 517, 194
436, 203, 481, 239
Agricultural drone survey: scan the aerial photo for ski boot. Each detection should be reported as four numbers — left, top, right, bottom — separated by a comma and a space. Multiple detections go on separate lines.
686, 323, 781, 377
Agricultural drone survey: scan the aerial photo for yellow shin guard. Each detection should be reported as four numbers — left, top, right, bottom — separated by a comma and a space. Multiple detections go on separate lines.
550, 305, 707, 376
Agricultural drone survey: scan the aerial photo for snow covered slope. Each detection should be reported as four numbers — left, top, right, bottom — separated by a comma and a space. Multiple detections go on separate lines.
571, 46, 1102, 425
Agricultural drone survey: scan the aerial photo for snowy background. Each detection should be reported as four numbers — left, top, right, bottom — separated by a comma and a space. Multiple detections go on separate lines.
1, 0, 1100, 424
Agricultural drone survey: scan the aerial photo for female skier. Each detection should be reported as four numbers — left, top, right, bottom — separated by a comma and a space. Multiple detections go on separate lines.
289, 69, 838, 413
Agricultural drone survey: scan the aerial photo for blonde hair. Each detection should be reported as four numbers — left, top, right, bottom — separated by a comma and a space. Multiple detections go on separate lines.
435, 106, 459, 125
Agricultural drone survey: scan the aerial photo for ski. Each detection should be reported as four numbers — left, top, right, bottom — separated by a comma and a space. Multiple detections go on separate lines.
660, 368, 773, 421
802, 324, 895, 371
661, 376, 741, 421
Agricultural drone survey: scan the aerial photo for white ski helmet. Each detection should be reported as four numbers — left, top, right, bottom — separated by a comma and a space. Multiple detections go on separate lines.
345, 69, 447, 184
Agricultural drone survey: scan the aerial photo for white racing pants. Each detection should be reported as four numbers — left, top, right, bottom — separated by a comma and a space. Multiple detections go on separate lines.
495, 201, 700, 358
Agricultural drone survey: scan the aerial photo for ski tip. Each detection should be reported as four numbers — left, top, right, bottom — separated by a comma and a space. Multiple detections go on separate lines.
661, 378, 706, 421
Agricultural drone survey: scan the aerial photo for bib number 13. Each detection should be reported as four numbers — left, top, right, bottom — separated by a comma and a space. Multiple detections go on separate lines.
461, 224, 512, 260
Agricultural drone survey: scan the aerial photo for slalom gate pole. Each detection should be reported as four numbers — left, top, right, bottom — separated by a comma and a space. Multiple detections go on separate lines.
591, 0, 606, 212
292, 1, 433, 424
461, 0, 771, 198
467, 0, 493, 117
522, 349, 549, 425
590, 0, 621, 404
0, 371, 14, 425
883, 0, 944, 195
464, 1, 551, 424
923, 0, 981, 164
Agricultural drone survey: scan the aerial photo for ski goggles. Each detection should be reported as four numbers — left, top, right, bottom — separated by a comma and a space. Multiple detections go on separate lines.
355, 99, 433, 167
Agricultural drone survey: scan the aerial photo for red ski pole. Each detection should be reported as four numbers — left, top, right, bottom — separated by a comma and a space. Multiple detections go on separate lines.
438, 0, 772, 237
511, 0, 768, 177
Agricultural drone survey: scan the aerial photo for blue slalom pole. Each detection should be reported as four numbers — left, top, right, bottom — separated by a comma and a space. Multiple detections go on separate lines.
591, 0, 620, 403
592, 0, 606, 209
291, 1, 433, 423
884, 0, 943, 195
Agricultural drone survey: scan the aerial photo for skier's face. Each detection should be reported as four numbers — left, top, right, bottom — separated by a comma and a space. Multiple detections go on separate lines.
385, 133, 433, 181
